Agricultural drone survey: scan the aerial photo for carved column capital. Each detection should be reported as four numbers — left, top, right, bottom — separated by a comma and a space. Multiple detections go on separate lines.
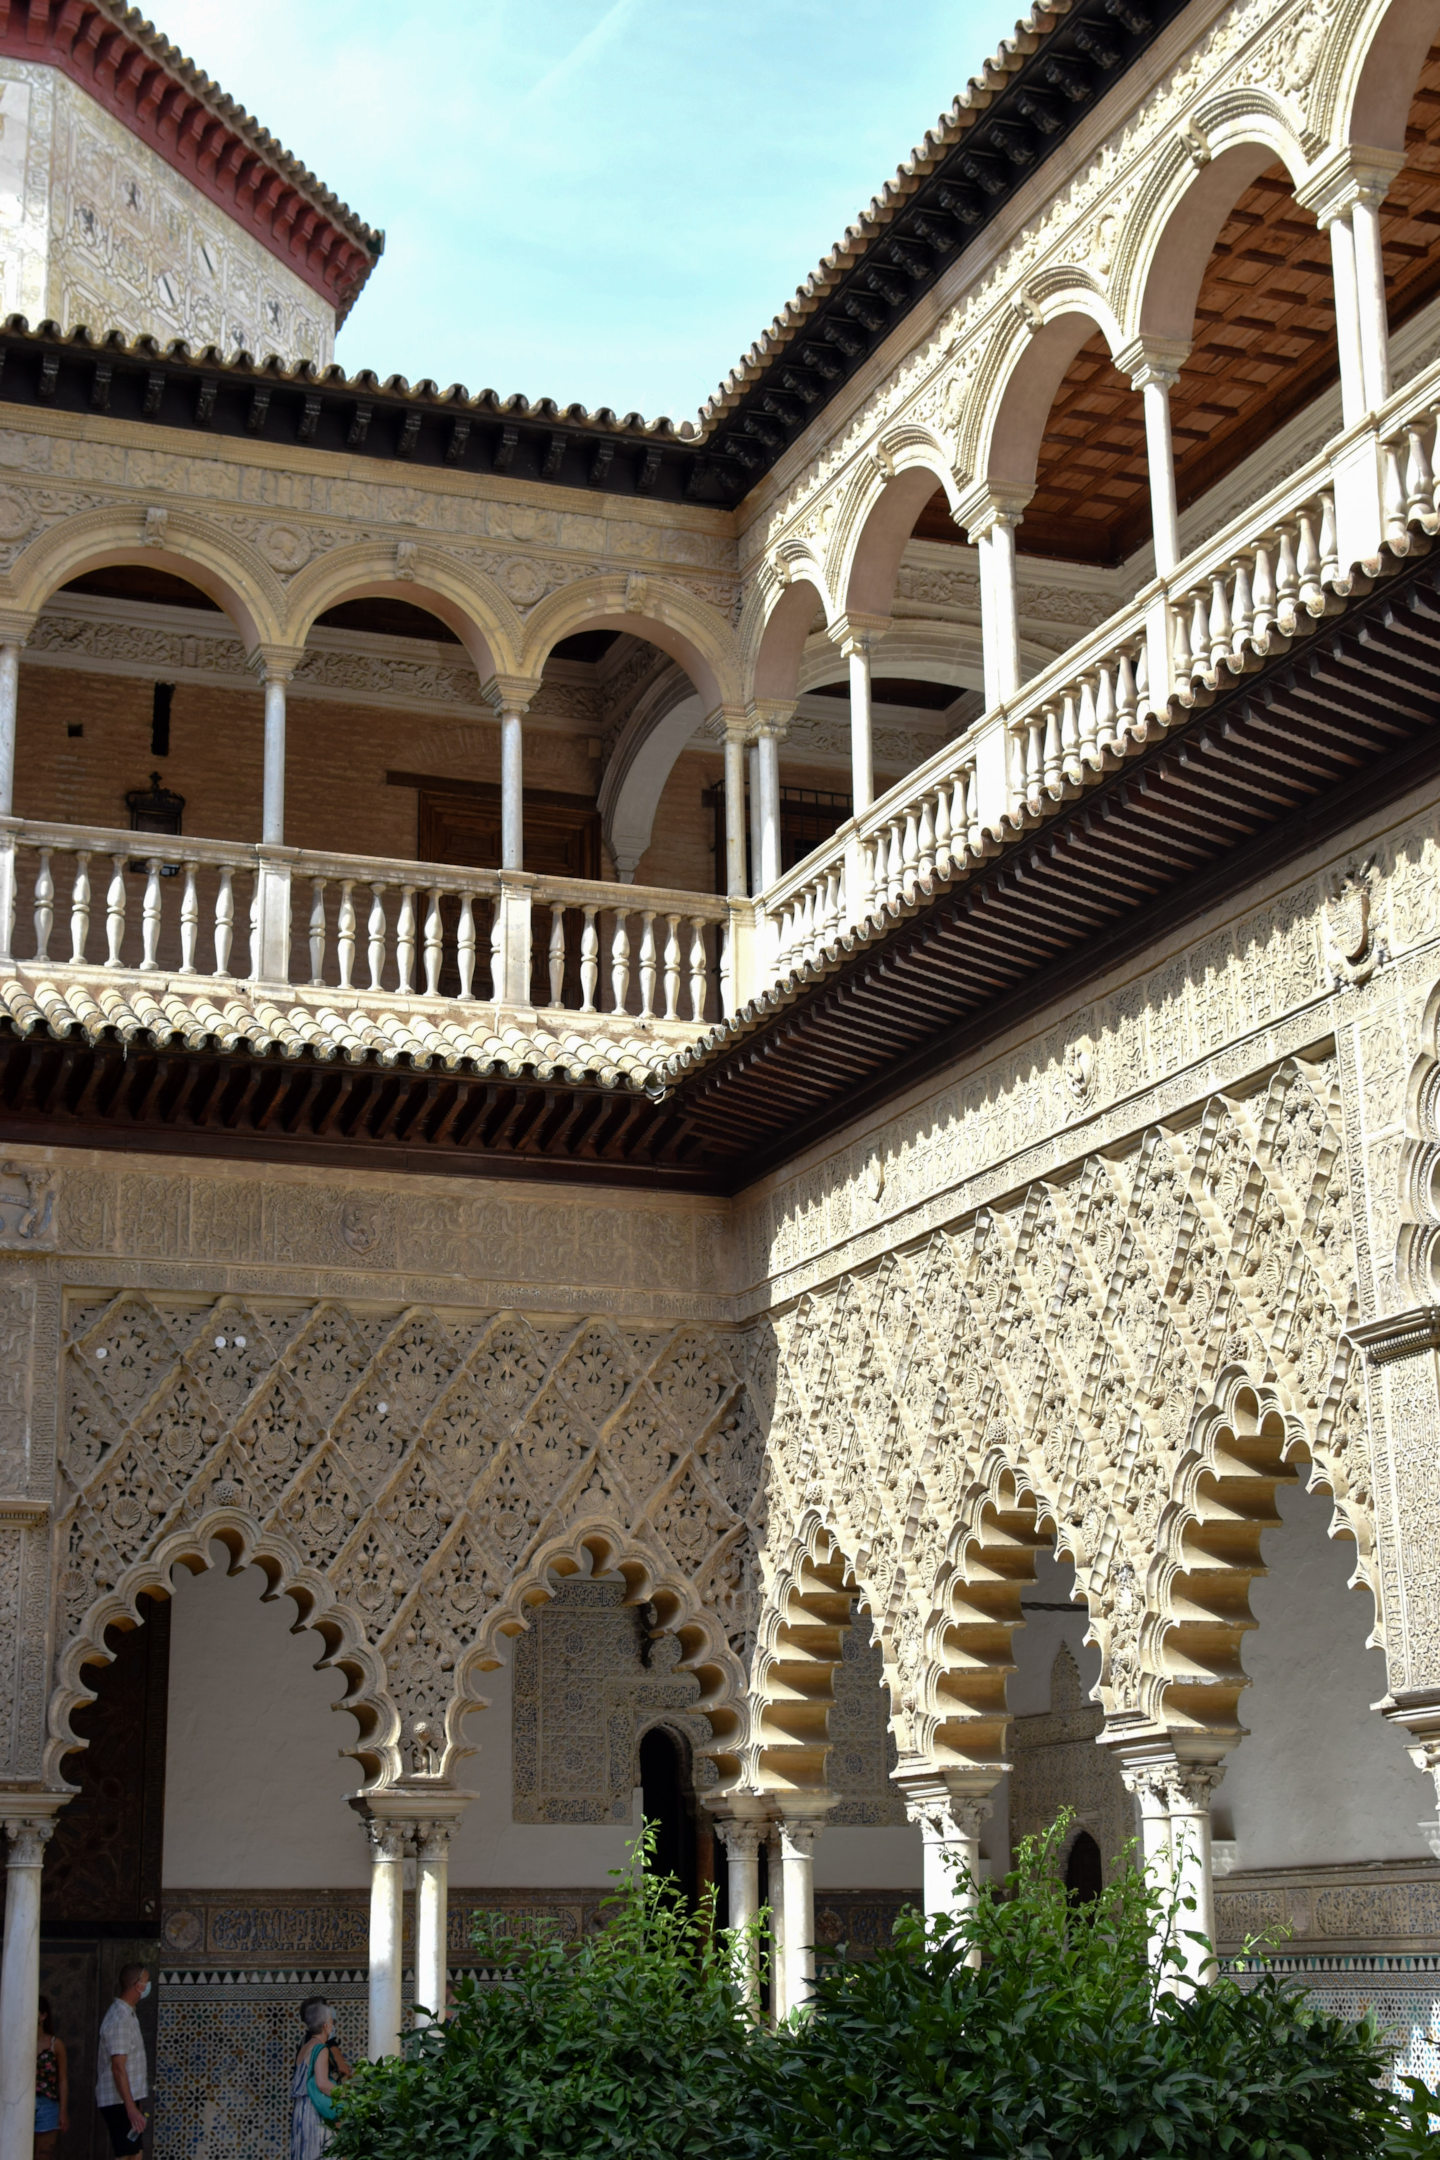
1295, 144, 1407, 227
246, 643, 305, 686
950, 480, 1032, 543
1113, 334, 1192, 395
480, 672, 541, 720
1, 1814, 58, 1867
828, 610, 891, 660
714, 1817, 765, 1863
365, 1816, 408, 1865
745, 697, 796, 744
1169, 1764, 1225, 1811
413, 1820, 452, 1863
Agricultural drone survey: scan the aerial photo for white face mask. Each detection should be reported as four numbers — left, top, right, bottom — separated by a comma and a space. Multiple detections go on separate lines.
139, 1983, 151, 2001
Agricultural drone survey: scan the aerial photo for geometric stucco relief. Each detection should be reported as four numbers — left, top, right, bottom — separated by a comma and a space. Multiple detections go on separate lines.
753, 1053, 1372, 1775
54, 1296, 763, 1789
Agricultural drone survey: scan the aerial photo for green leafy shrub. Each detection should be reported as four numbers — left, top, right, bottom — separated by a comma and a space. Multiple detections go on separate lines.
327, 1834, 754, 2160
328, 1818, 1438, 2160
761, 1823, 1416, 2159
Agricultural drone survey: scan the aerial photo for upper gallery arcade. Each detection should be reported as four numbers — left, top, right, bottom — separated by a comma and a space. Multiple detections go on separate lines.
5, 0, 1440, 2154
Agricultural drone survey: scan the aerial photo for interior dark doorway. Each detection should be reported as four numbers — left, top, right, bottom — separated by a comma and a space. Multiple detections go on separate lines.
1065, 1829, 1104, 1904
639, 1725, 700, 1906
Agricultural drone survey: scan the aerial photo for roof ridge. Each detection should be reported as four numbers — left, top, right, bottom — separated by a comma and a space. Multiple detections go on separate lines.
104, 2, 383, 258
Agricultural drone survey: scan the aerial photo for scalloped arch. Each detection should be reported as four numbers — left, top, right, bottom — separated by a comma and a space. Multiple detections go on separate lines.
465, 1519, 750, 1781
48, 1507, 392, 1793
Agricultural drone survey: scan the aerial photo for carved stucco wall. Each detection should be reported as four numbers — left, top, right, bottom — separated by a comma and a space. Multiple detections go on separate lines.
3, 775, 1440, 1822
0, 60, 331, 362
1009, 1646, 1134, 1883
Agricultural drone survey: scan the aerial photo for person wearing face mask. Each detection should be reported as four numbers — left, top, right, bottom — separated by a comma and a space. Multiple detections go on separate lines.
96, 1965, 151, 2153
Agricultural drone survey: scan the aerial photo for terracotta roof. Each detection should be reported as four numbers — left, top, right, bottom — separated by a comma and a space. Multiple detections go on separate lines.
0, 969, 678, 1093
697, 2, 1074, 433
0, 0, 382, 321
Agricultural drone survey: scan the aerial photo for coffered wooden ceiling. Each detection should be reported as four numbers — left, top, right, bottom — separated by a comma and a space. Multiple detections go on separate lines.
912, 45, 1440, 567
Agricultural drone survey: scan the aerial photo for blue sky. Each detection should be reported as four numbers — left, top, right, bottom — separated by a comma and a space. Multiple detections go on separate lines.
154, 1, 1025, 424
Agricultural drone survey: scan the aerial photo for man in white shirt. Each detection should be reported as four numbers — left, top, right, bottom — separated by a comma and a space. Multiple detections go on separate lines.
95, 1965, 150, 2154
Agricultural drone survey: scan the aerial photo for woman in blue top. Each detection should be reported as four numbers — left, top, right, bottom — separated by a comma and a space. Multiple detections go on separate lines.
289, 1999, 347, 2160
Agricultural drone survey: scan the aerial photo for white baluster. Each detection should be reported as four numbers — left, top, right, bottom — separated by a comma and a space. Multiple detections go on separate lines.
489, 896, 504, 1001
214, 867, 234, 976
1024, 716, 1044, 809
1208, 572, 1233, 674
638, 910, 657, 1020
396, 885, 416, 994
1406, 422, 1434, 526
32, 847, 53, 960
248, 874, 260, 980
1319, 490, 1340, 585
105, 853, 127, 969
423, 887, 443, 996
1075, 675, 1096, 768
917, 796, 936, 881
1251, 541, 1276, 645
964, 761, 982, 855
1133, 636, 1149, 710
1382, 436, 1409, 549
337, 880, 356, 991
1275, 520, 1300, 632
140, 857, 162, 970
456, 893, 476, 998
610, 909, 631, 1013
1056, 694, 1077, 786
580, 905, 599, 1013
901, 807, 920, 899
933, 783, 952, 876
179, 861, 199, 975
799, 883, 815, 962
1229, 557, 1254, 656
1297, 505, 1325, 613
1189, 590, 1211, 684
69, 850, 91, 964
1095, 664, 1117, 755
548, 904, 566, 1008
1006, 718, 1027, 813
367, 882, 387, 990
309, 878, 327, 985
688, 918, 708, 1022
663, 913, 681, 1020
1169, 592, 1193, 685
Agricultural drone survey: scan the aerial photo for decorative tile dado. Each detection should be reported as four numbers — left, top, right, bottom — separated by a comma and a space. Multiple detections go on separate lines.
160, 1887, 608, 1968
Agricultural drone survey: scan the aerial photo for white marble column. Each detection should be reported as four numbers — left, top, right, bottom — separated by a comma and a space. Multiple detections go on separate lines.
499, 703, 525, 870
722, 718, 748, 898
261, 669, 290, 846
765, 1823, 787, 2023
746, 745, 763, 896
366, 1817, 407, 2059
0, 643, 21, 819
0, 1813, 58, 2160
413, 1821, 451, 2025
715, 1815, 764, 2015
1350, 186, 1392, 413
1120, 343, 1189, 579
843, 631, 875, 816
1119, 1761, 1178, 1975
777, 1813, 824, 2015
755, 722, 782, 893
1324, 210, 1369, 430
958, 490, 1027, 710
1167, 1766, 1223, 1989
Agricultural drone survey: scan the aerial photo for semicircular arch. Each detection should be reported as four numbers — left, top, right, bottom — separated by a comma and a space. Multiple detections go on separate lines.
9, 508, 284, 652
284, 543, 519, 678
518, 575, 739, 710
1124, 117, 1309, 348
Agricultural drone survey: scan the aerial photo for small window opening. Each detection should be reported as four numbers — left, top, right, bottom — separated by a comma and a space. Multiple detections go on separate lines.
1064, 1828, 1104, 1905
150, 681, 174, 758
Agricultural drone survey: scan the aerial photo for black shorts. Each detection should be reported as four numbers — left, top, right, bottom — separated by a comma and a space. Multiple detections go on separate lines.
99, 2101, 148, 2155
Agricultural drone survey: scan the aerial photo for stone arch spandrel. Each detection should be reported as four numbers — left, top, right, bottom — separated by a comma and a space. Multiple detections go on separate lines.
517, 575, 739, 710
1126, 126, 1308, 349
831, 446, 959, 623
50, 1289, 759, 1795
9, 508, 284, 652
284, 543, 518, 678
1323, 0, 1440, 153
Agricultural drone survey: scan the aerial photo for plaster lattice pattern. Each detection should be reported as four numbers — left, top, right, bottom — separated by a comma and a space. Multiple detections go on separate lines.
56, 1298, 762, 1784
512, 1577, 713, 1822
826, 1610, 905, 1826
1008, 1647, 1134, 1881
754, 1055, 1369, 1759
